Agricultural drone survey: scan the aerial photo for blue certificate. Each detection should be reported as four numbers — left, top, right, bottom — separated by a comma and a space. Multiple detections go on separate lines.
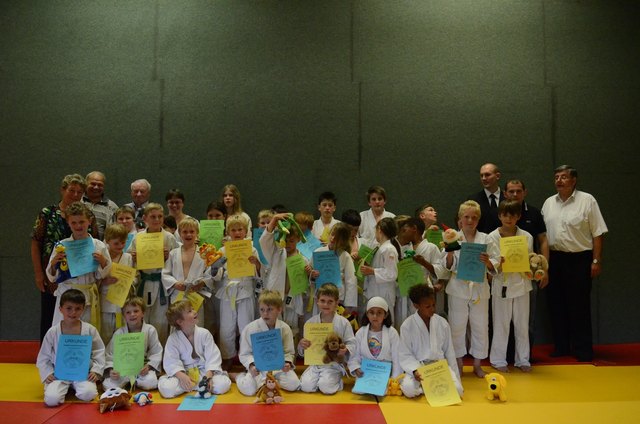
250, 328, 285, 372
353, 359, 392, 396
313, 250, 342, 287
54, 334, 92, 381
298, 230, 323, 260
177, 395, 217, 411
124, 233, 135, 253
252, 227, 269, 266
62, 238, 98, 277
457, 242, 487, 283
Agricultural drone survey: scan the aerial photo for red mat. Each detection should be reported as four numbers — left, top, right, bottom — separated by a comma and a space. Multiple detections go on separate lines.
0, 402, 386, 424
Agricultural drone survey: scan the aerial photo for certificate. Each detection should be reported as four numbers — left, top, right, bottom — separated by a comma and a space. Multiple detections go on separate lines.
135, 232, 165, 270
252, 227, 269, 265
313, 250, 341, 288
298, 230, 323, 260
113, 332, 145, 377
225, 240, 255, 279
105, 262, 137, 307
178, 395, 217, 411
62, 238, 97, 277
250, 328, 285, 372
286, 254, 309, 296
397, 258, 426, 296
358, 244, 375, 265
457, 242, 487, 283
352, 359, 392, 396
303, 322, 333, 365
426, 228, 443, 246
417, 359, 462, 407
200, 220, 225, 249
500, 235, 530, 273
175, 290, 205, 312
54, 334, 92, 381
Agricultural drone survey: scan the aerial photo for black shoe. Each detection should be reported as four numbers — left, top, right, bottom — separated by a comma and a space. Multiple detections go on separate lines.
549, 350, 570, 358
575, 354, 593, 363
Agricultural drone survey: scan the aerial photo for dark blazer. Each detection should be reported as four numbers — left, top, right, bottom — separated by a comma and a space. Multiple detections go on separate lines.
467, 190, 506, 234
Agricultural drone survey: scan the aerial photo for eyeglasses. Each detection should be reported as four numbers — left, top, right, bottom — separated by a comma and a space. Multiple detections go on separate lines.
554, 175, 572, 181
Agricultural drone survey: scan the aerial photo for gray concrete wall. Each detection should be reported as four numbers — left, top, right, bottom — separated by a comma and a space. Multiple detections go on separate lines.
1, 0, 638, 342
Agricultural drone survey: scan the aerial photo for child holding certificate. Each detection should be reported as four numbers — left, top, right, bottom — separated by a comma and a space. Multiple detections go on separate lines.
128, 203, 178, 345
398, 284, 463, 398
236, 290, 300, 396
99, 223, 135, 345
359, 218, 400, 324
348, 297, 402, 382
298, 283, 356, 394
260, 212, 313, 341
488, 200, 534, 372
37, 289, 105, 407
158, 300, 231, 398
213, 214, 261, 369
442, 200, 500, 378
103, 297, 163, 390
46, 202, 111, 330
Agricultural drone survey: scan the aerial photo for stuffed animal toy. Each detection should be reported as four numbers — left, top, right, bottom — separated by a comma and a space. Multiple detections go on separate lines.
99, 387, 131, 413
386, 374, 405, 396
197, 376, 212, 399
274, 213, 307, 247
54, 243, 72, 284
485, 372, 507, 401
440, 227, 461, 252
337, 304, 359, 333
323, 332, 346, 364
198, 243, 224, 267
254, 371, 284, 404
132, 392, 153, 406
525, 253, 548, 281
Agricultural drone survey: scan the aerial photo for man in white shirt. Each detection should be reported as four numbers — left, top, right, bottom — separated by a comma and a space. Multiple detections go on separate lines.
541, 165, 607, 362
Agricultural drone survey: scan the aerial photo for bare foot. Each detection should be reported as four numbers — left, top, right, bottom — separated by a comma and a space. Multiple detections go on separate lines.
517, 365, 532, 373
473, 365, 486, 378
492, 365, 510, 373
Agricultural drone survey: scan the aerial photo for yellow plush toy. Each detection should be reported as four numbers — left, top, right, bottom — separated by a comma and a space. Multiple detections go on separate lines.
485, 372, 507, 401
386, 374, 405, 396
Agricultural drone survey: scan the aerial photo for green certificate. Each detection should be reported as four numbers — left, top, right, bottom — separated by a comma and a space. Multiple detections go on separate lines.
199, 220, 225, 249
113, 332, 145, 377
286, 254, 309, 296
397, 257, 426, 296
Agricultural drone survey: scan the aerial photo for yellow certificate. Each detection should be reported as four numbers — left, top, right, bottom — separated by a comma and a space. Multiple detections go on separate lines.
135, 232, 165, 270
418, 359, 462, 407
175, 290, 205, 312
303, 322, 334, 365
105, 263, 137, 307
500, 235, 530, 273
225, 240, 255, 279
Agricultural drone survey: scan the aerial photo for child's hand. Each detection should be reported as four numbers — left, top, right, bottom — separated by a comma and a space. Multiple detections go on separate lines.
479, 252, 491, 266
413, 370, 423, 381
353, 368, 363, 378
45, 373, 56, 384
350, 252, 360, 261
110, 369, 120, 380
131, 252, 137, 261
51, 251, 66, 267
248, 256, 259, 266
101, 276, 118, 286
337, 345, 348, 359
88, 371, 100, 383
249, 363, 259, 377
139, 365, 150, 376
433, 281, 444, 292
190, 281, 205, 293
309, 269, 320, 279
177, 372, 194, 391
298, 338, 311, 351
500, 256, 505, 264
93, 252, 108, 268
360, 265, 374, 276
163, 249, 170, 261
174, 282, 186, 291
539, 274, 549, 289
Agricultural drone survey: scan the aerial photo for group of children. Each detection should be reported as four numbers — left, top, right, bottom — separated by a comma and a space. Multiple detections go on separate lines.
36, 184, 538, 405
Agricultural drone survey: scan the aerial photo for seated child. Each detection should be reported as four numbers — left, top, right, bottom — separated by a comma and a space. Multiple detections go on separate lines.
399, 284, 463, 398
103, 297, 163, 390
99, 223, 135, 345
348, 297, 402, 386
298, 283, 356, 394
36, 289, 105, 407
236, 290, 301, 395
312, 191, 340, 244
158, 300, 231, 398
213, 214, 261, 369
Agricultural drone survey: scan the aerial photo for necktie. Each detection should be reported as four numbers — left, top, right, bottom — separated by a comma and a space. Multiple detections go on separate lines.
490, 194, 497, 209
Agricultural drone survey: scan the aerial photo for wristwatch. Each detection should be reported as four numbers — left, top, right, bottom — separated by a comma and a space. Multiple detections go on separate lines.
592, 259, 600, 264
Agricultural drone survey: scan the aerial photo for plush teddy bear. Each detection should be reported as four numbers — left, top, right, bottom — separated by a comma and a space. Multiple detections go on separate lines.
323, 332, 346, 364
99, 387, 131, 413
254, 371, 284, 404
525, 253, 548, 281
197, 375, 212, 399
485, 372, 507, 401
386, 374, 405, 396
440, 228, 461, 252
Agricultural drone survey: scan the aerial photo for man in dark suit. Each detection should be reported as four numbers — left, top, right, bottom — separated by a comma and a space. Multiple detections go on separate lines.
467, 163, 506, 234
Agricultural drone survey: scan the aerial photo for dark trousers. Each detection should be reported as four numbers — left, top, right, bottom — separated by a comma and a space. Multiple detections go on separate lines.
40, 290, 56, 342
547, 250, 593, 360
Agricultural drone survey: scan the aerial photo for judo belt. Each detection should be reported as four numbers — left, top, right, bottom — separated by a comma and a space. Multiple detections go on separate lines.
74, 283, 101, 330
138, 271, 167, 305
